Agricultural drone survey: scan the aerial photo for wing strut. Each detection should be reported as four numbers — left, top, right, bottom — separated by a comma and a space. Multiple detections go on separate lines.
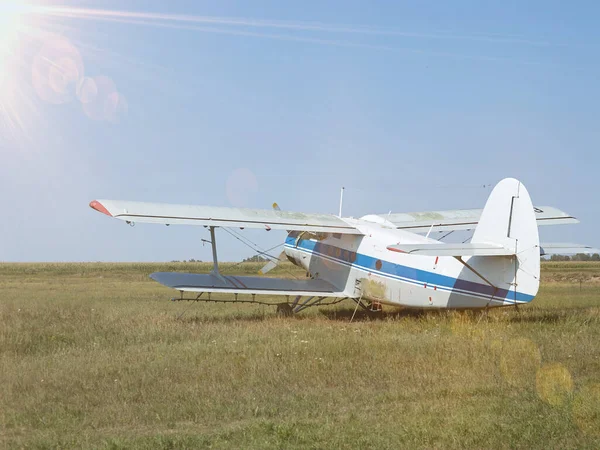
208, 226, 226, 283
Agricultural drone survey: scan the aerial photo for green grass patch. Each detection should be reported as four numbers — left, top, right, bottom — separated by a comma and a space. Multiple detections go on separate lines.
1, 262, 599, 448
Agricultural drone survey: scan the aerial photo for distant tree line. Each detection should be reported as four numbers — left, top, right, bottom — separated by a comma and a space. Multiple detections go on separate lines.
242, 255, 269, 263
546, 253, 600, 262
169, 256, 270, 263
168, 256, 271, 263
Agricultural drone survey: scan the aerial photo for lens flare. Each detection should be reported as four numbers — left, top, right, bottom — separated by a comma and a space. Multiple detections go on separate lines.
499, 338, 541, 389
535, 363, 573, 406
572, 383, 600, 436
80, 75, 116, 121
0, 1, 29, 88
0, 1, 35, 143
226, 168, 258, 207
0, 2, 25, 58
32, 35, 84, 104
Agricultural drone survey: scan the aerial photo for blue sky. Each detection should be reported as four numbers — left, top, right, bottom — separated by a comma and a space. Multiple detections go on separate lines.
0, 0, 598, 262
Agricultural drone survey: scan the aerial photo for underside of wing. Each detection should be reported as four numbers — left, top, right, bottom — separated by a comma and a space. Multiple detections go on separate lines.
378, 206, 578, 233
150, 272, 348, 297
90, 200, 362, 234
387, 242, 515, 256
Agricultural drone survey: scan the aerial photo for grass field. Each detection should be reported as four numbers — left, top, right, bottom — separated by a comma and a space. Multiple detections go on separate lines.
1, 262, 599, 449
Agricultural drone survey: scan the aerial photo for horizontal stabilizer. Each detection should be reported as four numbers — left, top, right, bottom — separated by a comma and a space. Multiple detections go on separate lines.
540, 243, 600, 256
378, 206, 578, 233
150, 272, 346, 297
387, 242, 515, 257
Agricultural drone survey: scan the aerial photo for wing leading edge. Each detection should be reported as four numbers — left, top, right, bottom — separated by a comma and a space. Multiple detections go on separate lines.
90, 200, 362, 234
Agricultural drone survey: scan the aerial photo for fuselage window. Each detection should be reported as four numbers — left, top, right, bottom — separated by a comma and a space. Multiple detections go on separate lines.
342, 249, 349, 262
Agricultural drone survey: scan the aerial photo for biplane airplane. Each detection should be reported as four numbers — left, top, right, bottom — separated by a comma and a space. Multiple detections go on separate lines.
90, 178, 596, 314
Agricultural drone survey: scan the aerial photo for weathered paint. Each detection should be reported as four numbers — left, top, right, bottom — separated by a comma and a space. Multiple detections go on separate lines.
360, 278, 389, 302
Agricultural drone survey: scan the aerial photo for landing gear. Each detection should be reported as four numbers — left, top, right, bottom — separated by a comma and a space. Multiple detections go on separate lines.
276, 303, 294, 317
349, 297, 384, 322
370, 300, 383, 312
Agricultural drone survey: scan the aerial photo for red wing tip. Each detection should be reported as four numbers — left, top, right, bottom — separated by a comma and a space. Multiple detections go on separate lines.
89, 200, 112, 217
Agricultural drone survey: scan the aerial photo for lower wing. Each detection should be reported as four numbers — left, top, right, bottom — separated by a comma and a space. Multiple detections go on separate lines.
151, 272, 348, 297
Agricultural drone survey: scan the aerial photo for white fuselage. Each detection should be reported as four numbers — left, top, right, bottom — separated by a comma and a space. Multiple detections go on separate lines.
284, 217, 534, 309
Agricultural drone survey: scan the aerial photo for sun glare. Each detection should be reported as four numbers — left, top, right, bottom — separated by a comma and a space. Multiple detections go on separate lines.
0, 1, 28, 78
0, 1, 133, 140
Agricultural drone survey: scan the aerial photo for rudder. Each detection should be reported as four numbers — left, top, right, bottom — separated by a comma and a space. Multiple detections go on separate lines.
471, 178, 540, 303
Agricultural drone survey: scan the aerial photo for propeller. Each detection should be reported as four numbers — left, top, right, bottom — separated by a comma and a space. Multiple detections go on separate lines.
258, 251, 287, 275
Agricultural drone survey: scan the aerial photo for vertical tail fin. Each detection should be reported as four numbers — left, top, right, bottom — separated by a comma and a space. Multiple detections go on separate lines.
471, 178, 540, 302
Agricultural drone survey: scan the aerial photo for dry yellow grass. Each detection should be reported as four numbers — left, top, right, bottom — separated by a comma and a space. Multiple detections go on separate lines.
1, 262, 599, 449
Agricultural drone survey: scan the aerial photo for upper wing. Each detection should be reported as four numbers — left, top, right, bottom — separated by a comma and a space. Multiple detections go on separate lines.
540, 243, 600, 256
150, 272, 347, 297
90, 200, 362, 234
387, 242, 599, 257
378, 206, 578, 233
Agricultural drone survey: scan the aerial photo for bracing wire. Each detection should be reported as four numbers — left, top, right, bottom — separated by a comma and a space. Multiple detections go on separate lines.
218, 228, 300, 279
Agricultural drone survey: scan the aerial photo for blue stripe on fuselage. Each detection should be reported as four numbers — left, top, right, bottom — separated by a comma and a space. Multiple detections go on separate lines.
285, 236, 534, 303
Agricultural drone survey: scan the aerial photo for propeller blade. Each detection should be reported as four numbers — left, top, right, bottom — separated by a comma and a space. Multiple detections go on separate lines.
258, 251, 286, 275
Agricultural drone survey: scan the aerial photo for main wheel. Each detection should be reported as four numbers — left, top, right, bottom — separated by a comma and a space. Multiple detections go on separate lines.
276, 303, 294, 317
